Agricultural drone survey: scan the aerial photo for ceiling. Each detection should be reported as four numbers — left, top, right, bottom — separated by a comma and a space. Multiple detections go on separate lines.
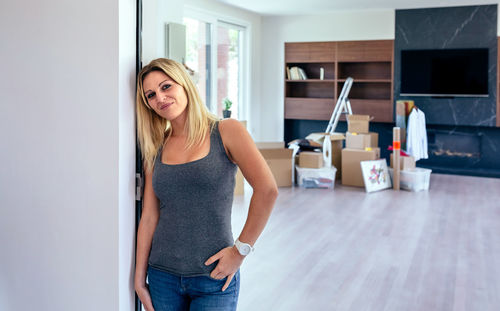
214, 0, 498, 16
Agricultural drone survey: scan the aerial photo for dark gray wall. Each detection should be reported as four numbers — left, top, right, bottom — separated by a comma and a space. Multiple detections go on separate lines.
395, 5, 497, 126
393, 5, 500, 177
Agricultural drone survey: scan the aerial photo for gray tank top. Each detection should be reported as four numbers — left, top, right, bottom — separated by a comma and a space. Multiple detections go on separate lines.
149, 121, 237, 277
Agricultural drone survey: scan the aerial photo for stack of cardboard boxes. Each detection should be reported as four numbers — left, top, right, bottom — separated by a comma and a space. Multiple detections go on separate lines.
304, 133, 345, 180
235, 122, 294, 195
245, 115, 422, 192
341, 115, 381, 187
296, 149, 337, 189
296, 149, 335, 189
292, 133, 343, 189
390, 153, 416, 171
257, 142, 294, 187
389, 148, 423, 191
298, 151, 324, 169
235, 141, 294, 195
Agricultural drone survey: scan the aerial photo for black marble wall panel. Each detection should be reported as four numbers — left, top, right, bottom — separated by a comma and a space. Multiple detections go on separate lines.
395, 5, 497, 126
391, 5, 500, 178
417, 124, 500, 177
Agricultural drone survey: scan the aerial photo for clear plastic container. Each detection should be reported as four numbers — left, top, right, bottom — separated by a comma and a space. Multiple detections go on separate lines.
389, 167, 432, 192
296, 166, 337, 189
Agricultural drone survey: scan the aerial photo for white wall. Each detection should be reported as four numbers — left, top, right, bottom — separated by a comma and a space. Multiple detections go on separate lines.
119, 0, 138, 310
142, 0, 184, 64
0, 0, 136, 310
258, 10, 395, 141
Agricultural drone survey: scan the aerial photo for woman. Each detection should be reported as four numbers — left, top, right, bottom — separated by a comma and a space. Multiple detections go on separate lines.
134, 58, 278, 311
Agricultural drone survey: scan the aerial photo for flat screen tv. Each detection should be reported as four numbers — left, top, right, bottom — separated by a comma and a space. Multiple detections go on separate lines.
400, 48, 489, 97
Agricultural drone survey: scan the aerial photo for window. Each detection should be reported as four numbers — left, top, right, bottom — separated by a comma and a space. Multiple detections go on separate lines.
184, 17, 212, 109
183, 9, 248, 120
216, 22, 243, 119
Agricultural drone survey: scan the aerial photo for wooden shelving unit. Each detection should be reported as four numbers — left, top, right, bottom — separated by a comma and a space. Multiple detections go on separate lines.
284, 42, 336, 121
286, 79, 336, 82
284, 40, 394, 123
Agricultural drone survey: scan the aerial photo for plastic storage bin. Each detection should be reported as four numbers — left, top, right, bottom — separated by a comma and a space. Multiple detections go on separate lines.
389, 167, 432, 192
296, 166, 337, 189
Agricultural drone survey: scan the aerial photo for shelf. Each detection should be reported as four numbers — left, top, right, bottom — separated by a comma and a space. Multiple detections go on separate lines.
337, 40, 393, 62
337, 79, 391, 83
286, 63, 335, 80
338, 82, 391, 100
286, 82, 335, 98
286, 61, 335, 64
286, 79, 336, 83
349, 99, 393, 123
338, 62, 392, 80
285, 42, 336, 62
285, 97, 335, 120
285, 97, 335, 100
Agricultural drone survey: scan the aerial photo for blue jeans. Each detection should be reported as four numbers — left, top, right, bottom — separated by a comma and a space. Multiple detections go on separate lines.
147, 266, 240, 311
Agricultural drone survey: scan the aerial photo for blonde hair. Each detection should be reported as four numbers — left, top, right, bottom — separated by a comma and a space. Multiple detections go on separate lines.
136, 58, 218, 173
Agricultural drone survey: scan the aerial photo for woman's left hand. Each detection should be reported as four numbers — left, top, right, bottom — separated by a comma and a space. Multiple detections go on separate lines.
205, 246, 245, 291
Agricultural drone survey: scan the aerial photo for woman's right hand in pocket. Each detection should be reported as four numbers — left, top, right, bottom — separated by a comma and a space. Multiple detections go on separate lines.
135, 282, 155, 311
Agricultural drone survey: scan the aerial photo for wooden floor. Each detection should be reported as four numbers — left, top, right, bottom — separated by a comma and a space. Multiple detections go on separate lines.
231, 173, 500, 311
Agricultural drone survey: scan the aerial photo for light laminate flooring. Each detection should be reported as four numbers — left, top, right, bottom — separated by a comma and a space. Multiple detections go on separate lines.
231, 173, 500, 311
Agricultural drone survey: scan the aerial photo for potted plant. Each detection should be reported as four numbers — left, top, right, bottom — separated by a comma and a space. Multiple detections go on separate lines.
222, 98, 232, 118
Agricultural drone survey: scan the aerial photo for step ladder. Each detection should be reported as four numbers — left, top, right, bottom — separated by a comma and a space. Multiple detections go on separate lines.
325, 77, 354, 134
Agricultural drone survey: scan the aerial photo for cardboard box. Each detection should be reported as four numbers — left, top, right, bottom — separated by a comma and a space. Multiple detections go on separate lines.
395, 101, 407, 148
256, 142, 285, 149
341, 148, 380, 187
345, 132, 379, 149
390, 154, 416, 171
331, 139, 343, 179
234, 167, 244, 195
234, 120, 248, 195
305, 132, 345, 180
299, 151, 323, 168
257, 142, 293, 187
347, 114, 371, 134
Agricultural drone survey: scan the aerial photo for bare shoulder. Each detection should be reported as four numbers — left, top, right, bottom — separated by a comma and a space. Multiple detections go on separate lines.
219, 118, 245, 133
217, 119, 276, 190
218, 119, 256, 163
218, 119, 249, 144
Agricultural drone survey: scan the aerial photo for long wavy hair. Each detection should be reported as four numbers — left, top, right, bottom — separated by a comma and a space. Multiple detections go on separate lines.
136, 58, 218, 173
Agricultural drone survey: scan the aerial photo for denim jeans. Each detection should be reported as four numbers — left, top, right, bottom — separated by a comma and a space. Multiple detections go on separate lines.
147, 265, 240, 311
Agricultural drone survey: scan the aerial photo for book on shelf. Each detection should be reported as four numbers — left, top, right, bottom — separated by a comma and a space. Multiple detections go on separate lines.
298, 67, 308, 80
286, 66, 291, 80
290, 66, 300, 80
289, 66, 306, 80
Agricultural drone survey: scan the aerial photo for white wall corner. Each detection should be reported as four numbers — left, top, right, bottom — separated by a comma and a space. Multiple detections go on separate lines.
142, 0, 185, 65
119, 0, 137, 310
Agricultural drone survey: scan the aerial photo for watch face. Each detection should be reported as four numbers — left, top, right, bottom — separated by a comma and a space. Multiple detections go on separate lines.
240, 244, 251, 255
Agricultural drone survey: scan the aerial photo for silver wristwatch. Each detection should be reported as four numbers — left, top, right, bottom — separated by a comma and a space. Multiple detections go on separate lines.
234, 239, 254, 256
